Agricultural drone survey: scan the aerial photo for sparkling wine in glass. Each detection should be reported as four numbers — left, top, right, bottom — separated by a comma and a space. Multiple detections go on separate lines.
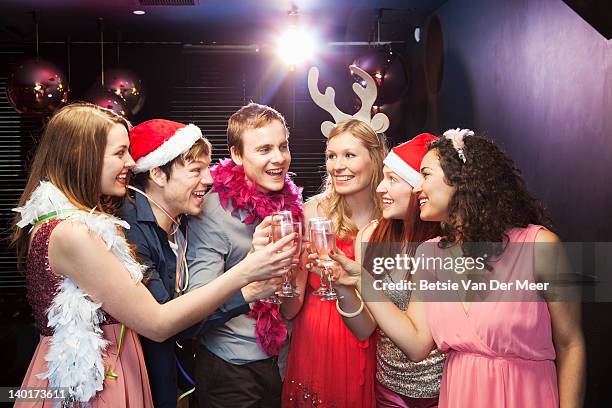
262, 211, 294, 304
308, 218, 330, 297
276, 221, 302, 298
309, 219, 338, 301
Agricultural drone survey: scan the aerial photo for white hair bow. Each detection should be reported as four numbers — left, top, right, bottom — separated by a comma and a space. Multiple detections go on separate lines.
443, 128, 474, 163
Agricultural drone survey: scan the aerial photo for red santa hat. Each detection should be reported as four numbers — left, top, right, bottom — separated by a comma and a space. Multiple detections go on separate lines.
130, 119, 203, 174
383, 133, 439, 186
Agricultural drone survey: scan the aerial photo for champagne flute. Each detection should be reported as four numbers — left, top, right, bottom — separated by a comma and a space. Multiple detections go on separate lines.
276, 221, 302, 298
262, 211, 294, 304
308, 218, 330, 297
309, 219, 338, 301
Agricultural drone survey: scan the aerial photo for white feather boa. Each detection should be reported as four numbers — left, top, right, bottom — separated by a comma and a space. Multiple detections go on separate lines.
13, 181, 146, 406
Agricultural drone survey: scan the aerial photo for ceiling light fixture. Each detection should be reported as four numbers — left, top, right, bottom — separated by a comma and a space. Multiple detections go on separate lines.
276, 6, 315, 68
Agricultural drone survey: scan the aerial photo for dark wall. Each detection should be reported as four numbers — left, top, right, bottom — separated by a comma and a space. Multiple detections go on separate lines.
427, 0, 611, 405
429, 0, 611, 242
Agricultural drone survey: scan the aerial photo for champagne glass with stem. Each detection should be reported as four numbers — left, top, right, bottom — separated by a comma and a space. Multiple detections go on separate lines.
275, 221, 302, 298
309, 218, 338, 301
262, 211, 294, 304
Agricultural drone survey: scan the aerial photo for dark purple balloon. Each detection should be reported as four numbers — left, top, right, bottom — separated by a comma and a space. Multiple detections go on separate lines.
6, 59, 69, 116
85, 87, 128, 118
101, 69, 146, 117
352, 48, 409, 105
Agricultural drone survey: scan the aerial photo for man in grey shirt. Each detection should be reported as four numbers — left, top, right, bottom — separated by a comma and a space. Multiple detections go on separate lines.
187, 103, 303, 407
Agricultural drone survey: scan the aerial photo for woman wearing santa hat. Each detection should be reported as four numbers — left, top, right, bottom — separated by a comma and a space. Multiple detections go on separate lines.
330, 133, 445, 408
11, 102, 296, 407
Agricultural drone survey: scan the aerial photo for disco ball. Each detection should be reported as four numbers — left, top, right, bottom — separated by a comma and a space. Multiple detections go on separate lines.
352, 48, 409, 105
101, 68, 146, 117
6, 59, 69, 116
85, 87, 128, 118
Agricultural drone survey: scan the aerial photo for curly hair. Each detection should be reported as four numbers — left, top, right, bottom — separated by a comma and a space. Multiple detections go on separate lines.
428, 134, 550, 261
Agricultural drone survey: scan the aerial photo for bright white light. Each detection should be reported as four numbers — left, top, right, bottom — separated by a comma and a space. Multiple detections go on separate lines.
277, 27, 315, 66
133, 10, 145, 15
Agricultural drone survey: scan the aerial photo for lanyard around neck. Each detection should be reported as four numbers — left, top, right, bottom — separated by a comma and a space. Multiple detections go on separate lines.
128, 185, 189, 295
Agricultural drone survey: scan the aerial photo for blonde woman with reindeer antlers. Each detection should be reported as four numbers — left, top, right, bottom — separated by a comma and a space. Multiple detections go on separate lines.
281, 66, 388, 408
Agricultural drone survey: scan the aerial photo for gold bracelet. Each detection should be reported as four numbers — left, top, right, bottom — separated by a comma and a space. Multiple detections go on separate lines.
336, 297, 364, 318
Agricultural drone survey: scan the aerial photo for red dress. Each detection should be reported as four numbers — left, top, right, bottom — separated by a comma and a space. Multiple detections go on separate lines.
282, 238, 376, 407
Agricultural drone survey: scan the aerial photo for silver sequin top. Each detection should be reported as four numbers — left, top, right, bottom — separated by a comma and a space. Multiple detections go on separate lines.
376, 272, 445, 398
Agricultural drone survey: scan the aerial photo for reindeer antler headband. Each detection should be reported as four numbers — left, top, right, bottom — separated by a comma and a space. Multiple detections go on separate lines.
308, 65, 390, 138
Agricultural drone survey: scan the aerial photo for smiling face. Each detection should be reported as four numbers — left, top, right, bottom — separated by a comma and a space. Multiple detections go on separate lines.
231, 119, 291, 193
376, 165, 414, 220
326, 131, 374, 197
414, 149, 456, 222
100, 124, 135, 197
159, 154, 213, 217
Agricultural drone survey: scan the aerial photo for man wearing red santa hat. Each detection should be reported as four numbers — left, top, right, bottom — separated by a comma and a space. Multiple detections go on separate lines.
122, 119, 284, 407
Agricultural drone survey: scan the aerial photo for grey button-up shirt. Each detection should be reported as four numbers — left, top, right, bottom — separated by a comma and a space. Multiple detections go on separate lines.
186, 191, 270, 365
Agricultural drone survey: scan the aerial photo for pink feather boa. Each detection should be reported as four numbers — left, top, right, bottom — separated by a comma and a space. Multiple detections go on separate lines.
210, 158, 303, 355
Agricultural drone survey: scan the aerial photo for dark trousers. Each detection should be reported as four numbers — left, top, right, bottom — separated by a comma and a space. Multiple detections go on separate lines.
194, 345, 281, 408
140, 336, 178, 408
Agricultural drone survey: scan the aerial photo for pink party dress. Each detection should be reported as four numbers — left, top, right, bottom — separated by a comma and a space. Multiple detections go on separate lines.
16, 219, 154, 407
425, 225, 559, 408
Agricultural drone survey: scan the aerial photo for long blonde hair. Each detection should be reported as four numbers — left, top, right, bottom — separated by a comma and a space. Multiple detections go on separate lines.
11, 102, 131, 269
319, 119, 388, 239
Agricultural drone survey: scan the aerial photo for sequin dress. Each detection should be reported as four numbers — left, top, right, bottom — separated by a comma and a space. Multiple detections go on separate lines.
376, 272, 445, 401
282, 238, 376, 408
17, 219, 154, 407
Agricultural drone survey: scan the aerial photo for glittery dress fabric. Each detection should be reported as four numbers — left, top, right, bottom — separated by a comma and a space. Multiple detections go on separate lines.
376, 271, 445, 399
282, 238, 376, 408
17, 219, 154, 407
425, 225, 559, 407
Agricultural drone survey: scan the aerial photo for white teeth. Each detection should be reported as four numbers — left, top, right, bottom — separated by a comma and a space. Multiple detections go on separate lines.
335, 175, 353, 181
193, 191, 205, 197
419, 198, 429, 206
382, 198, 394, 204
116, 174, 126, 180
266, 169, 283, 176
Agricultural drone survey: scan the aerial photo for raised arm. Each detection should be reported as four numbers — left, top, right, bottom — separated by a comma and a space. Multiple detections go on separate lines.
50, 221, 295, 342
186, 207, 285, 340
330, 247, 436, 361
123, 223, 172, 304
333, 221, 378, 341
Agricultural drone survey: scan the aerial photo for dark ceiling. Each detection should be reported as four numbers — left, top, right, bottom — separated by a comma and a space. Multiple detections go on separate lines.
0, 0, 447, 45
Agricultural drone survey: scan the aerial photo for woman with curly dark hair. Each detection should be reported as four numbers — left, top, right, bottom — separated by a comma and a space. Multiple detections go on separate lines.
330, 129, 586, 408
